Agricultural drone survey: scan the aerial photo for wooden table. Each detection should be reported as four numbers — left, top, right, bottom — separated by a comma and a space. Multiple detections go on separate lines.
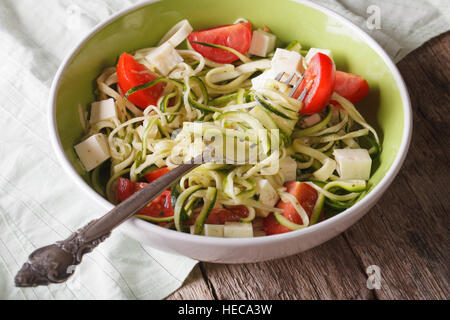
168, 33, 450, 300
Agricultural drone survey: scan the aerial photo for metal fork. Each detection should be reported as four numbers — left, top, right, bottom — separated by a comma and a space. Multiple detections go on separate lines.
13, 150, 253, 287
274, 72, 308, 101
14, 155, 204, 287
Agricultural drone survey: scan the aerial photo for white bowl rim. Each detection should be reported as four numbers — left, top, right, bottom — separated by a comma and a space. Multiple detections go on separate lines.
48, 0, 412, 248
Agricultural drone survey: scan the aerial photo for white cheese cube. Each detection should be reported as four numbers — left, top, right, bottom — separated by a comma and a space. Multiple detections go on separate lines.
256, 179, 279, 218
204, 224, 224, 237
224, 222, 253, 238
251, 69, 277, 91
271, 48, 303, 75
305, 48, 333, 64
74, 133, 111, 171
145, 42, 183, 76
89, 98, 117, 124
333, 149, 372, 180
190, 224, 224, 237
248, 29, 277, 57
280, 156, 298, 182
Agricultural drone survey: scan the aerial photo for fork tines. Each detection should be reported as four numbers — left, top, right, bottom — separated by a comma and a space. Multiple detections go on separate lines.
275, 72, 307, 101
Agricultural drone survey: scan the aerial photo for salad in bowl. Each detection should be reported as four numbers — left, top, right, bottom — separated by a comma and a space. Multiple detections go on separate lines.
73, 19, 380, 239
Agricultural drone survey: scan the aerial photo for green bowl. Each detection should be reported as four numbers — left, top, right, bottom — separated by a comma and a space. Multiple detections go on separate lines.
49, 0, 412, 263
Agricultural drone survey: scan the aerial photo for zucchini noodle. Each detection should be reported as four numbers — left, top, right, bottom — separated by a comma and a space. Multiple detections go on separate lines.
292, 141, 336, 181
331, 92, 380, 144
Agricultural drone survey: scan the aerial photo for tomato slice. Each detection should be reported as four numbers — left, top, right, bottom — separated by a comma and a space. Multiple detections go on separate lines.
206, 205, 249, 224
116, 177, 174, 218
117, 177, 136, 202
263, 182, 318, 235
187, 22, 252, 64
184, 205, 249, 226
144, 167, 170, 183
138, 190, 174, 218
293, 53, 336, 115
333, 70, 369, 104
117, 53, 165, 110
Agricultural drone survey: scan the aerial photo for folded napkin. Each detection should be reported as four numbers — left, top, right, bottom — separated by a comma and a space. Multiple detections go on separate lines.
316, 0, 449, 62
0, 0, 448, 300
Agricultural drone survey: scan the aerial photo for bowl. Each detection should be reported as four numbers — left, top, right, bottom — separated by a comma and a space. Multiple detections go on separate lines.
49, 0, 412, 263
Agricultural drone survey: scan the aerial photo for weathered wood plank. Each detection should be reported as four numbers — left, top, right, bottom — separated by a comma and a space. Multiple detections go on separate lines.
202, 235, 375, 300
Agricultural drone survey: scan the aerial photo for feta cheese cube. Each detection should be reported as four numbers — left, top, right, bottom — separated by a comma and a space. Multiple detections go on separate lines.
256, 179, 280, 218
74, 133, 111, 171
333, 149, 372, 180
279, 156, 298, 182
224, 222, 253, 238
248, 29, 277, 57
190, 224, 224, 237
89, 98, 117, 124
204, 224, 224, 237
145, 42, 183, 76
271, 48, 303, 75
305, 48, 333, 64
251, 69, 277, 91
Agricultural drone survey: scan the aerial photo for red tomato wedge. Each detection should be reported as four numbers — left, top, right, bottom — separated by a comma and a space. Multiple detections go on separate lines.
293, 53, 336, 115
184, 205, 249, 225
187, 22, 252, 64
206, 206, 249, 224
333, 70, 370, 104
144, 167, 170, 183
117, 53, 165, 110
263, 182, 318, 235
117, 177, 136, 202
138, 190, 173, 218
116, 177, 174, 218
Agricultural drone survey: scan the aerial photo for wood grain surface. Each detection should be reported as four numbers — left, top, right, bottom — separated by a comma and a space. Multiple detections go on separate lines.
167, 32, 450, 300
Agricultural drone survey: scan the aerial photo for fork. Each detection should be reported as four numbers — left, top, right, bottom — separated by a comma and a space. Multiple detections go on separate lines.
14, 155, 204, 287
274, 71, 308, 101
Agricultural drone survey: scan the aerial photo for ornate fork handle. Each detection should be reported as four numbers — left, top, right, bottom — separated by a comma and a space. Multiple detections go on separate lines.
14, 159, 201, 287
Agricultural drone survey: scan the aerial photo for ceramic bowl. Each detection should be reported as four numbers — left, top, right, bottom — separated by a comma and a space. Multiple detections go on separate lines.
49, 0, 412, 263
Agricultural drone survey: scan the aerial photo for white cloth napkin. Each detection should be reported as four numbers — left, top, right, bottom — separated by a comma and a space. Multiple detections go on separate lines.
0, 0, 448, 300
316, 0, 449, 62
